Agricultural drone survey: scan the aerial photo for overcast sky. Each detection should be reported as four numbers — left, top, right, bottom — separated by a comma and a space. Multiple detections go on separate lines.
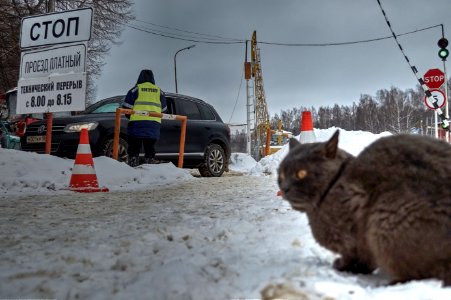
95, 0, 451, 124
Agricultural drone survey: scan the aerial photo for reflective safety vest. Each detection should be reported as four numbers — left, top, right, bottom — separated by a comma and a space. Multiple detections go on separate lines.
130, 82, 162, 123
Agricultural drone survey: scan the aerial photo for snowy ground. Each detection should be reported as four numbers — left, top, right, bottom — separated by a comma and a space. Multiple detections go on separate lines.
1, 128, 450, 299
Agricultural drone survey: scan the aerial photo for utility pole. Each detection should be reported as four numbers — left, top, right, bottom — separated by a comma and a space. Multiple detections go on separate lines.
47, 0, 55, 12
443, 61, 448, 141
245, 77, 252, 155
45, 0, 55, 154
439, 25, 449, 141
251, 31, 269, 160
244, 41, 252, 155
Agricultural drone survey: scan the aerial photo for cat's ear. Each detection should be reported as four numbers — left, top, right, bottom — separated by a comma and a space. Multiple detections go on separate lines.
324, 130, 339, 158
289, 138, 300, 150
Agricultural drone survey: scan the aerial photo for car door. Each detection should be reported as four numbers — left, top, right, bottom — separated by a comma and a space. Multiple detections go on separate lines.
176, 98, 211, 155
157, 96, 210, 156
156, 97, 180, 155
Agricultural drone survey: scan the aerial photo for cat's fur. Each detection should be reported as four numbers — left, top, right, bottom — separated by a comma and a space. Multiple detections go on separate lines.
278, 130, 451, 285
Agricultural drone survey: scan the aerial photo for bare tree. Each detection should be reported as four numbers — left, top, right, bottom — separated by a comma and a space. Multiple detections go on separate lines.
0, 0, 133, 102
0, 0, 23, 93
230, 129, 247, 153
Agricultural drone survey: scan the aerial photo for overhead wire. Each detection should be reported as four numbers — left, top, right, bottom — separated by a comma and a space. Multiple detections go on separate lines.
134, 19, 243, 42
126, 24, 244, 44
258, 24, 442, 46
129, 23, 241, 43
228, 70, 244, 123
127, 19, 442, 47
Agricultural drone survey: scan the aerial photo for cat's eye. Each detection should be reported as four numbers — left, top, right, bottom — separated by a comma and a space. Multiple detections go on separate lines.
297, 169, 307, 179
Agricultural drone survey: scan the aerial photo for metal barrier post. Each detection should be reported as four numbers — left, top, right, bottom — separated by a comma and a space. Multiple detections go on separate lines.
45, 113, 53, 154
177, 116, 187, 167
265, 127, 271, 156
112, 108, 122, 160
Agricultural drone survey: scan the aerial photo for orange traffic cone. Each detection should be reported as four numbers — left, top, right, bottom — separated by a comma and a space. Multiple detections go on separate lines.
299, 111, 316, 144
69, 128, 109, 193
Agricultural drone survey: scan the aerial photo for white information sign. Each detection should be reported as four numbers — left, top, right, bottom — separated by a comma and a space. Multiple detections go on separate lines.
20, 43, 86, 79
20, 8, 92, 48
17, 73, 87, 114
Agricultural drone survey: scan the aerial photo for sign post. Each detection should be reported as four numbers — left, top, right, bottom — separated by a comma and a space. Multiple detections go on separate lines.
18, 8, 92, 154
423, 69, 446, 139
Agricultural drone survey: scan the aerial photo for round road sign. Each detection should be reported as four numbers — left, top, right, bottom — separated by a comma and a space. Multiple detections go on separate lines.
424, 89, 446, 110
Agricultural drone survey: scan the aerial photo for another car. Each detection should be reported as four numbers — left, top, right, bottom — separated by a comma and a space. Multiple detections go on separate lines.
20, 93, 231, 177
0, 120, 20, 149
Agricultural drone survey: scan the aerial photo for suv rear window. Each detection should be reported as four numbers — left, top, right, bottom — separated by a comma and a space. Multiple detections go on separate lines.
198, 103, 216, 120
179, 99, 202, 120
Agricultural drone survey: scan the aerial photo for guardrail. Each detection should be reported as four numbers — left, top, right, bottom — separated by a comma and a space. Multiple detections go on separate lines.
113, 108, 187, 168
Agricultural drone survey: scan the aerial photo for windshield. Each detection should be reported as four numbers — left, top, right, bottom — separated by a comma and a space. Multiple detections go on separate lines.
84, 96, 124, 114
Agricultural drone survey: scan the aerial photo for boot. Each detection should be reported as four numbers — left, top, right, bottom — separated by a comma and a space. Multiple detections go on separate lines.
144, 157, 163, 164
128, 156, 139, 167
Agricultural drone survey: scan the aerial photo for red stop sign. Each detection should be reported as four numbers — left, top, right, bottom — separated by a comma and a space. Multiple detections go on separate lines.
423, 68, 445, 89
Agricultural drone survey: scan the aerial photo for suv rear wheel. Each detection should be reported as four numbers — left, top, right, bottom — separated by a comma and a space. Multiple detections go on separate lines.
99, 137, 129, 162
198, 143, 226, 177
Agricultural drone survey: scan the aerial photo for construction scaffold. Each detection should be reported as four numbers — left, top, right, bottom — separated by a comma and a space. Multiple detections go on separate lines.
244, 31, 270, 160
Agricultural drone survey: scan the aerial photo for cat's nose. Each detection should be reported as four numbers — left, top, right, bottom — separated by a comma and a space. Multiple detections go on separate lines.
282, 186, 291, 194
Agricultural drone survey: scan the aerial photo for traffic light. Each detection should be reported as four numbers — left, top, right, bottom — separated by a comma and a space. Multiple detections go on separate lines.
438, 38, 449, 61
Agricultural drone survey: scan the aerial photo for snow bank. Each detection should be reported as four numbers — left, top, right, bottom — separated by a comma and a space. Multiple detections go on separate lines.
250, 127, 392, 176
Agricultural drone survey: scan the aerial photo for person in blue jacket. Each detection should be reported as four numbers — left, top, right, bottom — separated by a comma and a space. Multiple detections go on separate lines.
122, 69, 167, 167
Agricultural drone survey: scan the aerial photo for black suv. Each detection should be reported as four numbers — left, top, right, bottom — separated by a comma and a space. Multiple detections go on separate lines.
20, 93, 231, 177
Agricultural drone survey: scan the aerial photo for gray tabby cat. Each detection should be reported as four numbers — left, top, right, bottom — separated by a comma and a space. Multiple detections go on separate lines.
278, 130, 451, 285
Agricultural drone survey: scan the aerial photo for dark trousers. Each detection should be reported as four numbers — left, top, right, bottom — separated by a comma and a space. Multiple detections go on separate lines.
128, 136, 157, 159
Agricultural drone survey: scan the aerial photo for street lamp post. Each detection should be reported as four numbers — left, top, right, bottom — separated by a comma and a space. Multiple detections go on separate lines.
174, 45, 195, 93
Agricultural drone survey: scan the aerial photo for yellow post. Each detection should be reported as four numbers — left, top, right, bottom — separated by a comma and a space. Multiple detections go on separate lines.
177, 116, 187, 168
264, 127, 271, 156
112, 108, 122, 160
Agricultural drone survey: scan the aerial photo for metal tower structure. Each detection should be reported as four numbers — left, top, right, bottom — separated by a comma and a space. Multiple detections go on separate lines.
245, 31, 269, 159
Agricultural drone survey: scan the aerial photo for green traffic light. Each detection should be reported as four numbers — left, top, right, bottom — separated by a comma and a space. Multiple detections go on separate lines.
439, 48, 449, 59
